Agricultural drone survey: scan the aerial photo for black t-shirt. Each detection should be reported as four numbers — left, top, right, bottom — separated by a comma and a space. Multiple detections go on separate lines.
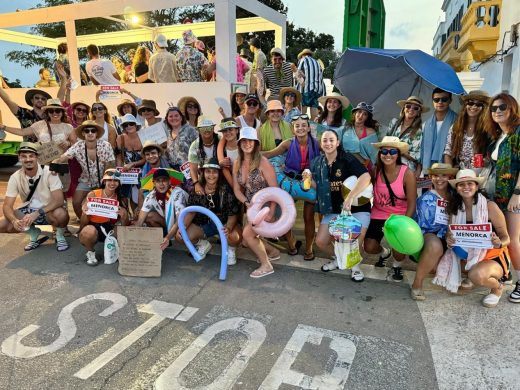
328, 152, 371, 214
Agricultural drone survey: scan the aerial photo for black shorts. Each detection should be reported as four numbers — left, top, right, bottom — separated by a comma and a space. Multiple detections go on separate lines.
91, 222, 115, 243
365, 219, 386, 242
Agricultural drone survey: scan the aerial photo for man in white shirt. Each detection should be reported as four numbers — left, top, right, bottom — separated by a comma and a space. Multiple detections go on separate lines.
148, 34, 179, 83
85, 44, 120, 85
0, 142, 70, 251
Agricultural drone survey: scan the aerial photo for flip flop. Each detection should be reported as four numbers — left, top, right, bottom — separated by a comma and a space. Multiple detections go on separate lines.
250, 268, 274, 279
24, 236, 49, 252
303, 252, 315, 261
288, 240, 302, 256
268, 255, 281, 262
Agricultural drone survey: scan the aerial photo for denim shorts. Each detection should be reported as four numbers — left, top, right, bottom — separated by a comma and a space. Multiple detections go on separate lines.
201, 222, 220, 238
321, 212, 370, 228
76, 182, 96, 192
302, 90, 320, 108
17, 206, 48, 226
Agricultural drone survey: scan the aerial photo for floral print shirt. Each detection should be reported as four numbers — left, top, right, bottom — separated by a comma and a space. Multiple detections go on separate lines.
493, 125, 520, 211
388, 118, 422, 172
175, 46, 209, 82
65, 139, 115, 187
165, 124, 198, 169
443, 126, 475, 169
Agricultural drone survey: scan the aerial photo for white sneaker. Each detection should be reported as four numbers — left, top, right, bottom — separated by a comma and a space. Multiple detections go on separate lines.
196, 239, 212, 260
86, 251, 98, 266
482, 292, 501, 308
227, 247, 237, 265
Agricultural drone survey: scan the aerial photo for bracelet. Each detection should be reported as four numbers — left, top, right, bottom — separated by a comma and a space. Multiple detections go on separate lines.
193, 180, 199, 185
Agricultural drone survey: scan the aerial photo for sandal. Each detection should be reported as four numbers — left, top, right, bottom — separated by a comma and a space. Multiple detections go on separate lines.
411, 288, 426, 301
268, 255, 281, 262
250, 268, 274, 279
321, 259, 338, 272
24, 236, 49, 251
56, 238, 70, 252
303, 252, 315, 261
288, 240, 302, 256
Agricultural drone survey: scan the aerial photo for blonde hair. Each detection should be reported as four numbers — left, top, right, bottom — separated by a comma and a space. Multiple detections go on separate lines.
132, 46, 148, 71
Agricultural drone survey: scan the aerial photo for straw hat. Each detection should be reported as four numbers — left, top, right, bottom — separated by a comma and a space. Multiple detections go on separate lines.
397, 96, 430, 113
279, 87, 302, 107
459, 90, 490, 105
265, 100, 285, 114
42, 98, 66, 112
238, 126, 259, 142
117, 99, 137, 116
75, 120, 104, 140
71, 101, 90, 112
141, 140, 163, 155
449, 169, 485, 188
297, 48, 313, 60
371, 136, 410, 154
177, 96, 201, 115
25, 89, 51, 106
427, 163, 458, 176
137, 99, 160, 116
318, 92, 350, 109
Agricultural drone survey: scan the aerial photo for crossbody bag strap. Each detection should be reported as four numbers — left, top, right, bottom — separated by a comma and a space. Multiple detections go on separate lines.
45, 120, 53, 141
25, 170, 43, 203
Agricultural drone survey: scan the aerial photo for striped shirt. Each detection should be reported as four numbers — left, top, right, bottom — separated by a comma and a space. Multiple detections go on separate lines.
297, 56, 324, 95
263, 62, 294, 100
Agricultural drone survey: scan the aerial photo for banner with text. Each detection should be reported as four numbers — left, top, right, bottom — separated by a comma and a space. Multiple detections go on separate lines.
116, 167, 141, 185
449, 223, 493, 249
86, 197, 119, 220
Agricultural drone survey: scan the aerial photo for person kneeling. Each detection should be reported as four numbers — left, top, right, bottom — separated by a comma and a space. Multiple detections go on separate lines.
79, 169, 129, 266
0, 142, 69, 252
173, 158, 242, 265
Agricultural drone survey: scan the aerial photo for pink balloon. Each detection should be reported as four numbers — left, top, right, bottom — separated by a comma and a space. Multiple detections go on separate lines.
247, 187, 296, 238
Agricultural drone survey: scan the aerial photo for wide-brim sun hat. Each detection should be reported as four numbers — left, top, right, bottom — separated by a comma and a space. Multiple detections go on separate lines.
141, 139, 163, 155
75, 120, 104, 140
137, 99, 160, 116
397, 95, 430, 113
371, 136, 410, 154
351, 101, 374, 116
318, 92, 350, 109
428, 163, 458, 176
71, 101, 91, 112
177, 96, 201, 114
265, 99, 285, 114
25, 89, 51, 106
120, 113, 141, 130
449, 169, 485, 188
279, 87, 302, 107
459, 90, 491, 105
297, 48, 313, 60
238, 126, 259, 142
42, 98, 66, 112
117, 99, 137, 116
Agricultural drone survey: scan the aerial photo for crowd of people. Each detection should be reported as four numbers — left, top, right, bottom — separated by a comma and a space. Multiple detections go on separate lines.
0, 35, 519, 308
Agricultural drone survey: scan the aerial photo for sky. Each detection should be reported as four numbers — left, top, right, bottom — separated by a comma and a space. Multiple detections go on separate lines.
0, 0, 445, 87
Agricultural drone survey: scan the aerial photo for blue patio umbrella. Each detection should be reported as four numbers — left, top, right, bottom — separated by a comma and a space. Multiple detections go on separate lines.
333, 48, 466, 126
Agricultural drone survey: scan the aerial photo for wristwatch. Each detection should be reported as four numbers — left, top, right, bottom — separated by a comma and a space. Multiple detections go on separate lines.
513, 188, 520, 195
38, 208, 46, 217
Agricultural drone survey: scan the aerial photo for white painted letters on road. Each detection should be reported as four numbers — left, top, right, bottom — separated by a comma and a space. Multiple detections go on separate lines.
1, 293, 127, 359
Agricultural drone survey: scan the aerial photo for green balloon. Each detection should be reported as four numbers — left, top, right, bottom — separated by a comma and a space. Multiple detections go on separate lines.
383, 215, 424, 255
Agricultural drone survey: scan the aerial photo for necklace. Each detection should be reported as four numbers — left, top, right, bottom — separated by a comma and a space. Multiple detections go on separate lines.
202, 142, 213, 147
103, 189, 116, 199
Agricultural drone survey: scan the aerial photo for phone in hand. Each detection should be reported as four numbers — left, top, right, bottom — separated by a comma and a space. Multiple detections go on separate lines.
49, 163, 69, 174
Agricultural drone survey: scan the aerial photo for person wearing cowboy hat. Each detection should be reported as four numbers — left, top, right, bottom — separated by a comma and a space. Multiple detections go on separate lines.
258, 100, 292, 151
262, 47, 295, 102
53, 120, 115, 218
175, 29, 212, 82
89, 101, 117, 148
177, 96, 202, 127
248, 37, 267, 94
0, 98, 75, 154
148, 33, 180, 83
112, 92, 144, 133
443, 90, 491, 170
168, 157, 242, 264
0, 142, 70, 252
411, 163, 458, 300
279, 87, 302, 122
296, 48, 325, 120
388, 95, 430, 176
433, 169, 511, 308
341, 101, 379, 166
0, 86, 51, 143
78, 168, 129, 266
189, 116, 220, 196
137, 99, 162, 128
317, 92, 350, 135
217, 118, 241, 187
363, 136, 417, 282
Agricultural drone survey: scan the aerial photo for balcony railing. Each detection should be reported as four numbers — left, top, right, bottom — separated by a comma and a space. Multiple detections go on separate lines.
438, 31, 462, 71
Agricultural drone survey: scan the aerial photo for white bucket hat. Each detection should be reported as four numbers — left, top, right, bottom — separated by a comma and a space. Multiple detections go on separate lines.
238, 127, 259, 142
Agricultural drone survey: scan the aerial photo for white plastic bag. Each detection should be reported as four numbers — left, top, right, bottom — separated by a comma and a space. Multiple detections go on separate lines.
334, 239, 362, 270
101, 226, 119, 264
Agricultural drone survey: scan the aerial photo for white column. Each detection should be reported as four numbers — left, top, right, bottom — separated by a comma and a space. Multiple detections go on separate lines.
274, 25, 286, 50
214, 0, 236, 82
64, 20, 81, 85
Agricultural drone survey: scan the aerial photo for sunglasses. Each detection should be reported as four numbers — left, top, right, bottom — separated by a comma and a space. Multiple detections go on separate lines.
285, 92, 296, 98
47, 108, 63, 114
405, 104, 421, 111
291, 114, 310, 121
206, 194, 215, 208
380, 148, 399, 156
246, 100, 259, 107
140, 108, 154, 113
82, 127, 98, 134
466, 101, 484, 108
105, 170, 121, 178
33, 96, 47, 101
91, 106, 105, 112
186, 103, 198, 109
122, 122, 136, 129
490, 103, 508, 112
75, 107, 88, 113
433, 97, 450, 103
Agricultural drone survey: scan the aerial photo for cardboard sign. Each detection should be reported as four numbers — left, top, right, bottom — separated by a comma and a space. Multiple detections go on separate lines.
449, 223, 493, 249
117, 226, 163, 277
138, 122, 168, 145
116, 167, 141, 185
416, 177, 432, 189
37, 141, 61, 165
180, 161, 191, 181
434, 199, 448, 225
86, 197, 119, 219
99, 85, 121, 100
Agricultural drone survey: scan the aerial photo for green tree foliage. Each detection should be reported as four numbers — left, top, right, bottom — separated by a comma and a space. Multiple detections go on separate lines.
3, 77, 23, 88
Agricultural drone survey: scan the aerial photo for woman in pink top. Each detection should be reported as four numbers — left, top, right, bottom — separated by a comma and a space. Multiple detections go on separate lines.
363, 136, 417, 281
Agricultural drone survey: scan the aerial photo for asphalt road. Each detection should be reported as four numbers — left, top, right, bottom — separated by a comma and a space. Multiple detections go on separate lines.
0, 235, 438, 390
